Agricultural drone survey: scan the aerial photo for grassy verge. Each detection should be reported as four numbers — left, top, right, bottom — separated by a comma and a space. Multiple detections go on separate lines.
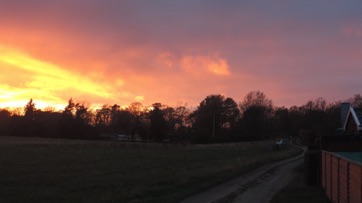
270, 164, 331, 203
0, 136, 301, 203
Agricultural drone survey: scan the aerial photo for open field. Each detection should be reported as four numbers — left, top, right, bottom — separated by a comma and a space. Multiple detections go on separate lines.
0, 136, 301, 203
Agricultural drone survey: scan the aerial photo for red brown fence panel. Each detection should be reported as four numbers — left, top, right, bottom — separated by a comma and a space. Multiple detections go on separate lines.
321, 151, 362, 203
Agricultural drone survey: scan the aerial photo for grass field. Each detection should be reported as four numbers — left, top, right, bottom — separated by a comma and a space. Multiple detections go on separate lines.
0, 136, 301, 203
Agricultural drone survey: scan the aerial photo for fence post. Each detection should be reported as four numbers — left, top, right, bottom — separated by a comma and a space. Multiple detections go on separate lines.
330, 154, 333, 201
338, 157, 340, 203
347, 162, 350, 203
323, 152, 326, 189
325, 152, 327, 190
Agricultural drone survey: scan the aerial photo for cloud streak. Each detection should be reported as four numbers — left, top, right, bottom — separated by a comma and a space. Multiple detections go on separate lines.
181, 55, 230, 76
0, 45, 117, 106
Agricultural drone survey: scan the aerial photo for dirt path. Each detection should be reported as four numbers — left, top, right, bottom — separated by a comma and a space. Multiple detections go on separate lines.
181, 143, 306, 203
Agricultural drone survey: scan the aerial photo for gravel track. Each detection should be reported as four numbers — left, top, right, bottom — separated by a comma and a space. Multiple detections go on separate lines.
181, 143, 306, 203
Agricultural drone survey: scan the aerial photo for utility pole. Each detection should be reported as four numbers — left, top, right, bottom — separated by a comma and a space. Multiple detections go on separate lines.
213, 112, 215, 138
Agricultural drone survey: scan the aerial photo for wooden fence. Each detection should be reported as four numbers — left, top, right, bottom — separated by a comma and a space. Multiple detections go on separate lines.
321, 150, 362, 203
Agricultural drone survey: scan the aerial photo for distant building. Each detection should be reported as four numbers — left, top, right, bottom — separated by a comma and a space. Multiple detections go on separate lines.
319, 103, 362, 202
340, 102, 362, 134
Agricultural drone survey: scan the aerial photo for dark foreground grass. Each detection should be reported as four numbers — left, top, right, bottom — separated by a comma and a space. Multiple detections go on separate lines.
0, 136, 301, 203
270, 164, 331, 203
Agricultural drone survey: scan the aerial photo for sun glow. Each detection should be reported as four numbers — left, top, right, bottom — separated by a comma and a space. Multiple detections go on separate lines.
0, 45, 115, 110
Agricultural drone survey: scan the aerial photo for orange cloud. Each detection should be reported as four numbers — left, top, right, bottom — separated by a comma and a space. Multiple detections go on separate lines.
155, 52, 174, 69
181, 55, 230, 76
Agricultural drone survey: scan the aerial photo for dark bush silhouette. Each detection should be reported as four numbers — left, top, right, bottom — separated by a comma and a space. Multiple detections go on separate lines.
0, 109, 11, 136
238, 91, 274, 140
149, 103, 168, 141
190, 95, 239, 143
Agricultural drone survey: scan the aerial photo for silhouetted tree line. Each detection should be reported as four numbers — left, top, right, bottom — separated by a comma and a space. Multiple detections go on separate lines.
1, 92, 362, 143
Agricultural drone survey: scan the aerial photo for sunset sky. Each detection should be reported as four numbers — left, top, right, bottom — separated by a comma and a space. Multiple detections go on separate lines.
1, 1, 362, 110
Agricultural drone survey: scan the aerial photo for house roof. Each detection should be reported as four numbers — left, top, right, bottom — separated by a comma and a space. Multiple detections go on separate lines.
343, 106, 362, 132
355, 109, 362, 125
